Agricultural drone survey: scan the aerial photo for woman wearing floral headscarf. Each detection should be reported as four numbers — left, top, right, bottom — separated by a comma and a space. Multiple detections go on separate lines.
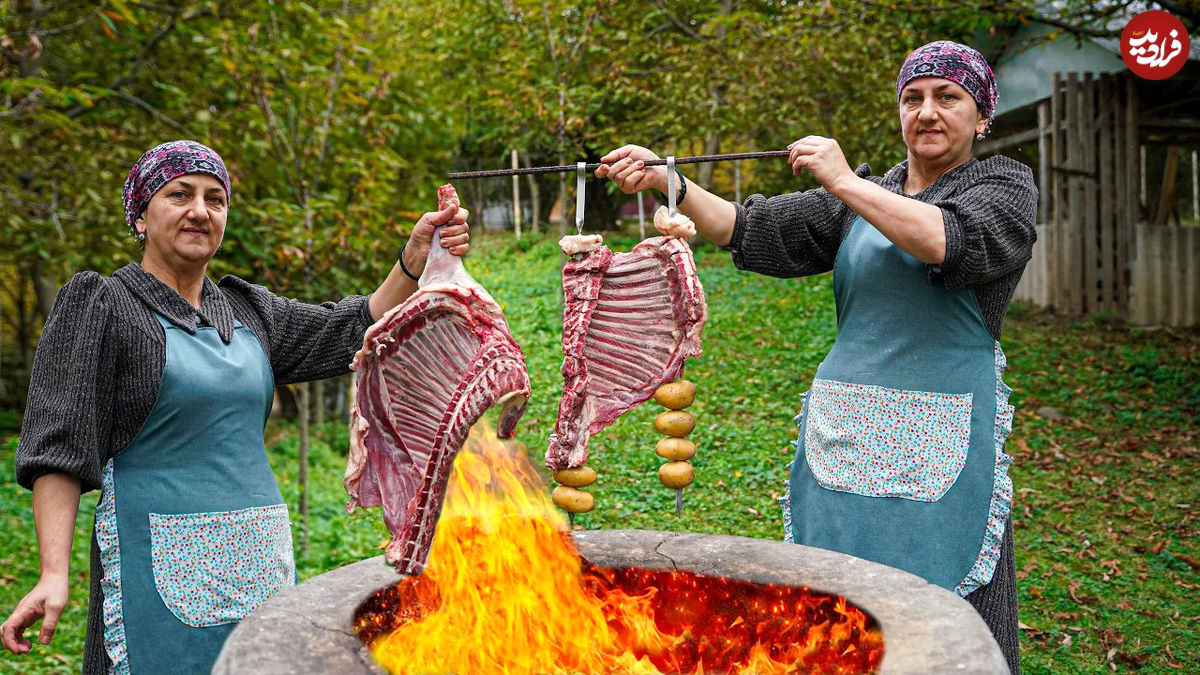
598, 41, 1035, 672
1, 140, 471, 673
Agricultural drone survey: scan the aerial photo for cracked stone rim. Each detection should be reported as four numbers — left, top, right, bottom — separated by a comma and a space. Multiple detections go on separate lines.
213, 530, 1009, 675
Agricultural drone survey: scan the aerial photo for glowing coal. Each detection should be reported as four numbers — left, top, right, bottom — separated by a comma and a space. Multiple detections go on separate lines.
353, 423, 883, 674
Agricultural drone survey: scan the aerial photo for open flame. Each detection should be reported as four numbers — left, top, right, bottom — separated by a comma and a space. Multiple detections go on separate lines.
355, 422, 884, 674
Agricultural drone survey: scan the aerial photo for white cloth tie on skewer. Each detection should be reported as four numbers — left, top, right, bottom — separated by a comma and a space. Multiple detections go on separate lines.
655, 155, 695, 239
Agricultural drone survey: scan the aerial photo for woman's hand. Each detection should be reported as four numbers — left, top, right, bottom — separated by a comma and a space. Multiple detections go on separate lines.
787, 136, 857, 196
596, 145, 668, 194
403, 203, 471, 277
1, 574, 69, 654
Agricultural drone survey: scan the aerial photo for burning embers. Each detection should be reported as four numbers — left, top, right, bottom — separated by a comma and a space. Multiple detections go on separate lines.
353, 423, 884, 675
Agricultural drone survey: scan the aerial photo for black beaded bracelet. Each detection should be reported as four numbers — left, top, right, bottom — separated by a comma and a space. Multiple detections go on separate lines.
657, 169, 688, 206
398, 242, 420, 281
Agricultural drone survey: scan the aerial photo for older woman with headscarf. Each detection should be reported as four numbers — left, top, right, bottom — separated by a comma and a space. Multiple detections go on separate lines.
1, 140, 470, 674
597, 41, 1035, 672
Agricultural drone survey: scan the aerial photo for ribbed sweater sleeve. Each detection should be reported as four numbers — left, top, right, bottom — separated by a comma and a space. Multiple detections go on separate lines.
16, 273, 111, 491
219, 275, 374, 385
932, 156, 1038, 290
725, 164, 872, 278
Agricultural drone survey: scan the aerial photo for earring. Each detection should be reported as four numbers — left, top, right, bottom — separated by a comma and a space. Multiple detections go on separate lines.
976, 132, 985, 140
137, 232, 146, 242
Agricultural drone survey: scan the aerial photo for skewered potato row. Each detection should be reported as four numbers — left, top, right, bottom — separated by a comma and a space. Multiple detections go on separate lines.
654, 380, 696, 491
552, 466, 596, 513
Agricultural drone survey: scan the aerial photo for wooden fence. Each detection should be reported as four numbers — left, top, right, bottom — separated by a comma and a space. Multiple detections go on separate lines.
1042, 71, 1139, 316
1016, 223, 1199, 326
1129, 224, 1200, 326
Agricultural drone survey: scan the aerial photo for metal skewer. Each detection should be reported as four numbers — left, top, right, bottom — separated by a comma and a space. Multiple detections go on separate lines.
575, 161, 586, 235
675, 363, 685, 517
667, 155, 678, 218
446, 150, 791, 180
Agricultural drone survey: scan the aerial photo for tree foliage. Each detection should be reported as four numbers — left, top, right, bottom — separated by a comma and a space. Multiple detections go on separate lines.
3, 0, 1183, 405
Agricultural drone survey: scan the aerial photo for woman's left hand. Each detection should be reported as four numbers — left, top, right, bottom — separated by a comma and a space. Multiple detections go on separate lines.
787, 136, 856, 196
403, 204, 471, 276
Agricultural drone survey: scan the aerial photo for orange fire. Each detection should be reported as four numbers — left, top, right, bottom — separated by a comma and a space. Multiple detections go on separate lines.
355, 422, 884, 674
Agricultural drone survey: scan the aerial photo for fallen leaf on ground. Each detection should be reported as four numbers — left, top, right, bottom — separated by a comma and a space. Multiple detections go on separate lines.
1171, 552, 1200, 570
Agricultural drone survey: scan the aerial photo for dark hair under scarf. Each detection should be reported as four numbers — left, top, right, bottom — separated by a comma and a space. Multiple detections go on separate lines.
122, 140, 231, 236
896, 41, 998, 124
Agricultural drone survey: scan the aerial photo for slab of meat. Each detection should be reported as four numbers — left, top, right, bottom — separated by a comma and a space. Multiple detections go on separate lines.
345, 184, 531, 575
546, 235, 707, 471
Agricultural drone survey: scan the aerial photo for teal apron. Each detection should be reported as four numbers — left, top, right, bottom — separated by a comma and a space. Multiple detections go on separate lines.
94, 314, 295, 674
783, 216, 1014, 596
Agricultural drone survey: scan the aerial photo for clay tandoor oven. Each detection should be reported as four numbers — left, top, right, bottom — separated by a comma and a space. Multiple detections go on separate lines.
214, 530, 1008, 674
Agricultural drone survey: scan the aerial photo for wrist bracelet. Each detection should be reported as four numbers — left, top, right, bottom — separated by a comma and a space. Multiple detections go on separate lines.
656, 170, 688, 207
398, 242, 420, 281
675, 169, 687, 205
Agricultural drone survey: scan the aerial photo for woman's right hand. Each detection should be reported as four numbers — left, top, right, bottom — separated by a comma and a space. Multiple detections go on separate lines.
1, 574, 69, 653
596, 145, 668, 194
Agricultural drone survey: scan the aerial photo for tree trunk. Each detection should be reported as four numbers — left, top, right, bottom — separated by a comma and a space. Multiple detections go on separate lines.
314, 377, 325, 427
522, 151, 541, 234
29, 257, 56, 325
695, 132, 720, 191
297, 380, 310, 555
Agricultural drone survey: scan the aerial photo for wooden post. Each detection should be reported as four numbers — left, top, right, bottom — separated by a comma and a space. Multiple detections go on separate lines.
1193, 150, 1199, 222
1067, 72, 1084, 315
1083, 73, 1099, 314
511, 149, 522, 239
1037, 101, 1050, 225
1123, 75, 1139, 312
1154, 146, 1181, 225
521, 151, 541, 234
1113, 76, 1127, 317
1052, 72, 1067, 313
1098, 76, 1115, 312
1140, 144, 1147, 209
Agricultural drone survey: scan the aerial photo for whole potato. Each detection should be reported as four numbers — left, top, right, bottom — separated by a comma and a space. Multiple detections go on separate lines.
552, 486, 595, 513
653, 380, 696, 410
553, 466, 597, 488
654, 410, 695, 437
655, 437, 696, 461
658, 461, 695, 489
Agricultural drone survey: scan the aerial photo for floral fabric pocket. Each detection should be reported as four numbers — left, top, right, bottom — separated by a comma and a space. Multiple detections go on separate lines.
149, 503, 296, 627
803, 378, 972, 502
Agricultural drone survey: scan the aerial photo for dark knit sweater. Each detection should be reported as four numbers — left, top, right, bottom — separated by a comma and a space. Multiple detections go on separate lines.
725, 155, 1039, 340
15, 262, 374, 674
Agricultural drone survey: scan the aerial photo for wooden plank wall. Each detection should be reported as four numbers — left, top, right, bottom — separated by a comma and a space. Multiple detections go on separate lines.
1130, 224, 1200, 326
1016, 72, 1152, 319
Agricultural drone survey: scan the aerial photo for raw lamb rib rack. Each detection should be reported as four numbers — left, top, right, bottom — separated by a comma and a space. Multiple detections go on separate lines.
345, 184, 531, 575
546, 234, 707, 471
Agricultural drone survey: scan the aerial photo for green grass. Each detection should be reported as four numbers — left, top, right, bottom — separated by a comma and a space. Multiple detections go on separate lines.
1, 231, 1197, 673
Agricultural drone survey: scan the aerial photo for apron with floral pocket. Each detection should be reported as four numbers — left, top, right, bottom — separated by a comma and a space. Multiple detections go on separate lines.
95, 314, 294, 674
783, 216, 1014, 596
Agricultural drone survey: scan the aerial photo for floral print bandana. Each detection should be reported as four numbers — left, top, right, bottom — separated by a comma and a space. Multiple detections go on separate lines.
896, 41, 998, 123
122, 140, 230, 235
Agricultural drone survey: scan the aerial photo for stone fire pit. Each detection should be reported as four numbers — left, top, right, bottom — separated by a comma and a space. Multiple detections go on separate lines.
213, 530, 1008, 674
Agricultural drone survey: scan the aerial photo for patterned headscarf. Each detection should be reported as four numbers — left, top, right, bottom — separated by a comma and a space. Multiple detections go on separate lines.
896, 41, 998, 123
122, 140, 231, 235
